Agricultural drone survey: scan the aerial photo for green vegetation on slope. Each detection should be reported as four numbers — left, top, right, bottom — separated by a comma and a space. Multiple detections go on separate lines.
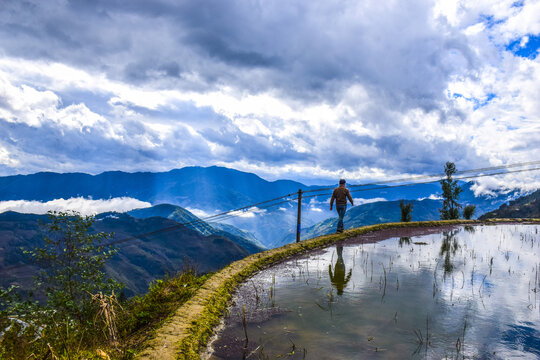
1, 267, 210, 359
0, 210, 254, 296
117, 268, 211, 359
0, 212, 212, 360
480, 189, 540, 219
1, 211, 120, 359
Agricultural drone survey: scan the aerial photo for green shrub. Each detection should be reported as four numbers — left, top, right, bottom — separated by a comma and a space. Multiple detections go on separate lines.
463, 205, 476, 220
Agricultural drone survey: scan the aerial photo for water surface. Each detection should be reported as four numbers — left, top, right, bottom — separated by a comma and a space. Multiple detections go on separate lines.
208, 225, 540, 359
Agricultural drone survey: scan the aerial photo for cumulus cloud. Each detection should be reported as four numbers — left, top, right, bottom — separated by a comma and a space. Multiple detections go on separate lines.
185, 207, 214, 218
0, 197, 151, 215
353, 197, 388, 205
228, 207, 267, 218
418, 194, 443, 201
0, 0, 538, 191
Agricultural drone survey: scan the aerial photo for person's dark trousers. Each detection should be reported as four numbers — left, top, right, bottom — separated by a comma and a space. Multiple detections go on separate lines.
336, 205, 347, 232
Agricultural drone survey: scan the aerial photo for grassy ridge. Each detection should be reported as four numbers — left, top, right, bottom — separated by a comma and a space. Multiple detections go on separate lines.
174, 219, 540, 359
127, 220, 506, 359
0, 266, 210, 360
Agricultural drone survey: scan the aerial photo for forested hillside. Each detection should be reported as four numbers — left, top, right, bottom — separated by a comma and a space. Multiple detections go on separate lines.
480, 189, 540, 219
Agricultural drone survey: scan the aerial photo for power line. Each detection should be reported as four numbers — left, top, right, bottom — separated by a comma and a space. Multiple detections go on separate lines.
301, 160, 540, 194
177, 194, 297, 228
301, 166, 540, 201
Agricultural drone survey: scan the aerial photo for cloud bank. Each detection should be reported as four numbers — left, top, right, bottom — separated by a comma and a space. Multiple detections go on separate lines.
0, 0, 538, 189
0, 197, 151, 216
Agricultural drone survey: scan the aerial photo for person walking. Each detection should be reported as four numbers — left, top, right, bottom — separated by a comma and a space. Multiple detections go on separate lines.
330, 179, 354, 233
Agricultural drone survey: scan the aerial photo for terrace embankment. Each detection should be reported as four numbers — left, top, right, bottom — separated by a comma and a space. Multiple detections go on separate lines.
135, 218, 540, 360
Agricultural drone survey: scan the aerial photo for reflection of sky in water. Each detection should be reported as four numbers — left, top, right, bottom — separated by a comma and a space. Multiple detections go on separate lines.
209, 225, 540, 359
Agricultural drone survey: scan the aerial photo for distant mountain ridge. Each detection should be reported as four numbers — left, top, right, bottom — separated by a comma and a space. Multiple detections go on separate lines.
0, 166, 514, 211
479, 189, 540, 219
127, 204, 265, 253
0, 166, 519, 247
0, 167, 304, 211
128, 203, 216, 235
0, 204, 264, 296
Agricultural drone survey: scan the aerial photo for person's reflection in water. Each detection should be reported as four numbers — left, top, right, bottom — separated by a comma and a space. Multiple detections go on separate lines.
328, 246, 352, 295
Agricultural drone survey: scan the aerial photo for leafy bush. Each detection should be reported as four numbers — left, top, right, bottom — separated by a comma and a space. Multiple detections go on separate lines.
1, 211, 122, 359
463, 205, 476, 220
26, 211, 121, 322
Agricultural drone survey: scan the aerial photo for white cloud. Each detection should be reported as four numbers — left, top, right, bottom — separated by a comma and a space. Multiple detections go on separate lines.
418, 194, 443, 201
0, 146, 18, 167
470, 170, 540, 196
0, 71, 108, 134
499, 1, 540, 39
185, 207, 214, 218
352, 197, 387, 205
0, 197, 151, 215
228, 207, 267, 218
0, 1, 538, 192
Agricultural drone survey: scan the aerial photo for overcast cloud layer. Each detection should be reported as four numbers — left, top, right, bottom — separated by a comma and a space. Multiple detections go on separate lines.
0, 0, 539, 190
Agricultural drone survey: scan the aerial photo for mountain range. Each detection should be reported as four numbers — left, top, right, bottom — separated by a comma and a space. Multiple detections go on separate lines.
0, 166, 529, 298
480, 189, 540, 219
0, 206, 264, 297
0, 167, 303, 211
0, 166, 518, 247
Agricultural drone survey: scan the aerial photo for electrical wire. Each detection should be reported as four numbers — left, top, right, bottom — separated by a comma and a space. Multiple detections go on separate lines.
301, 166, 540, 201
301, 160, 540, 194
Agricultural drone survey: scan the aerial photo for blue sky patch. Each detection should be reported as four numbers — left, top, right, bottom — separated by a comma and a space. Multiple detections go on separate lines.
451, 92, 496, 110
511, 0, 524, 8
479, 14, 505, 29
506, 35, 540, 59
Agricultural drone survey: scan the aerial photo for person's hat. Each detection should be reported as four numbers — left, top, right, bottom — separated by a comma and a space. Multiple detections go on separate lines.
339, 179, 346, 184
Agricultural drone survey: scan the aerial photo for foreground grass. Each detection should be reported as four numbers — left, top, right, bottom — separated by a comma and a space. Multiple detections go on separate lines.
116, 269, 212, 359
0, 267, 211, 360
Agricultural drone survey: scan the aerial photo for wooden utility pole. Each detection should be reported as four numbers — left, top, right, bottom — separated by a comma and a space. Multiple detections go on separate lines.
296, 189, 302, 243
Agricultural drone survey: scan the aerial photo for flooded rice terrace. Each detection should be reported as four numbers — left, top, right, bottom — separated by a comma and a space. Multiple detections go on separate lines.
207, 225, 540, 359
